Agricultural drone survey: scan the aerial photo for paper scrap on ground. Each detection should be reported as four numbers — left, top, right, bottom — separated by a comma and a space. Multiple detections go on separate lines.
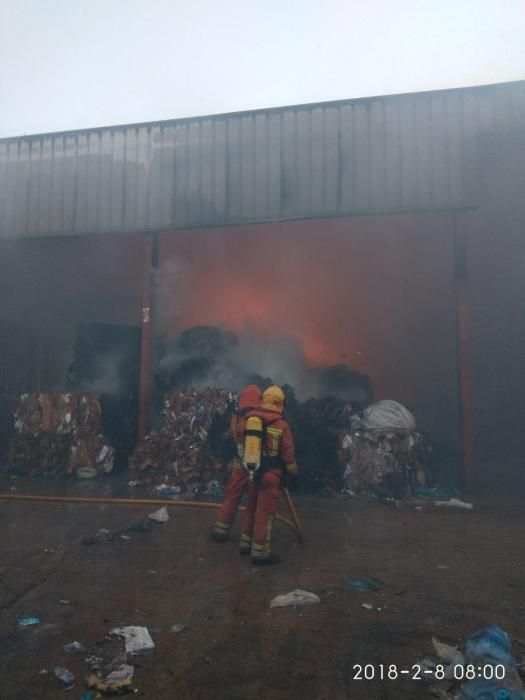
148, 506, 169, 523
87, 664, 134, 692
111, 626, 155, 655
434, 498, 473, 510
270, 590, 320, 608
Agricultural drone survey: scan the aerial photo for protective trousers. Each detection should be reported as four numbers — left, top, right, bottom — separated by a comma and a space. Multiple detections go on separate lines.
211, 466, 248, 540
241, 469, 282, 559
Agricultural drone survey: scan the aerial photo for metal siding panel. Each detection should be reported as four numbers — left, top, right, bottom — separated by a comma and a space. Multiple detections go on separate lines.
460, 91, 479, 205
295, 108, 312, 215
492, 84, 513, 131
339, 104, 354, 213
240, 115, 256, 219
444, 93, 464, 205
383, 98, 402, 209
15, 140, 30, 236
281, 110, 296, 218
174, 123, 189, 226
226, 117, 241, 219
0, 142, 8, 238
75, 133, 89, 233
398, 97, 418, 208
2, 143, 16, 238
476, 88, 498, 133
430, 95, 449, 206
49, 136, 65, 234
135, 127, 150, 231
211, 120, 227, 221
63, 135, 77, 232
369, 99, 387, 210
323, 107, 339, 214
98, 129, 113, 231
254, 113, 268, 219
509, 82, 525, 129
199, 120, 214, 225
353, 102, 371, 211
27, 139, 41, 234
110, 130, 125, 230
39, 137, 53, 234
414, 96, 434, 208
185, 121, 200, 225
159, 125, 176, 228
123, 128, 138, 231
262, 112, 280, 219
85, 132, 101, 233
310, 108, 325, 214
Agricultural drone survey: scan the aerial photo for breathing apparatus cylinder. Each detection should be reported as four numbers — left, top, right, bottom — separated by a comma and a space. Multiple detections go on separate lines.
243, 416, 264, 480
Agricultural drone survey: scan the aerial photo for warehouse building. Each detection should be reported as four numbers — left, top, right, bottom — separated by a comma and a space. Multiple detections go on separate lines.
1, 79, 524, 492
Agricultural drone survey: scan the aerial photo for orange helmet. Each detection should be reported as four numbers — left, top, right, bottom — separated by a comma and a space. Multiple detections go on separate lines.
261, 385, 285, 413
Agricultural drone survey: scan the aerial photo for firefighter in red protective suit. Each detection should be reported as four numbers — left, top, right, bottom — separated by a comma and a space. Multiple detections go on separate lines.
210, 384, 262, 543
241, 385, 299, 565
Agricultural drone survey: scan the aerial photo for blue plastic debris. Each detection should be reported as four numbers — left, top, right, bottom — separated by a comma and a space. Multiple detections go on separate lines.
54, 665, 75, 687
466, 625, 515, 668
18, 617, 40, 626
346, 579, 378, 592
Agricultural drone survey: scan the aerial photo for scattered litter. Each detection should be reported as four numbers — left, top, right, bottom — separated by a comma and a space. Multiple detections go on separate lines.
63, 640, 87, 654
85, 655, 104, 670
77, 467, 97, 479
460, 679, 525, 699
127, 519, 152, 533
153, 484, 183, 496
54, 665, 75, 688
270, 590, 320, 608
39, 669, 48, 675
361, 603, 375, 610
82, 528, 114, 545
110, 626, 155, 655
434, 498, 474, 510
128, 480, 141, 488
80, 693, 95, 700
346, 579, 378, 592
148, 570, 157, 574
86, 664, 134, 693
18, 617, 40, 626
148, 506, 169, 523
437, 564, 450, 570
44, 548, 55, 553
120, 535, 131, 540
58, 599, 71, 605
432, 636, 465, 674
171, 624, 187, 633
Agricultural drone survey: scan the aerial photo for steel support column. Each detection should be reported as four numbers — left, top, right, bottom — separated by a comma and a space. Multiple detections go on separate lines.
138, 233, 158, 441
454, 214, 474, 493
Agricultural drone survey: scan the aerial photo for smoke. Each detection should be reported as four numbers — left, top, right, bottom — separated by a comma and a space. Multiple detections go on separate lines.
155, 324, 373, 404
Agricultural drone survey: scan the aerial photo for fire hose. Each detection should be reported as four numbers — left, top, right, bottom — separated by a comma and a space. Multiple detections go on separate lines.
0, 491, 304, 543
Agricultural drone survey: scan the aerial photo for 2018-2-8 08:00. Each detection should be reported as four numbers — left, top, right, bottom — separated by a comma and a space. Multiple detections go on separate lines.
352, 664, 506, 681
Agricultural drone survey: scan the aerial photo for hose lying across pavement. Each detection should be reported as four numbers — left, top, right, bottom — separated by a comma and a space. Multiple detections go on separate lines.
0, 492, 303, 542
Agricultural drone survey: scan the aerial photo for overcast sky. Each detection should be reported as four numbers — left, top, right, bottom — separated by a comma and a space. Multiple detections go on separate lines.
1, 0, 524, 138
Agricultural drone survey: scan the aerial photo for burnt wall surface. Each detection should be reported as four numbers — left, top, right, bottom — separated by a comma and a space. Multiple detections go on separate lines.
1, 81, 525, 239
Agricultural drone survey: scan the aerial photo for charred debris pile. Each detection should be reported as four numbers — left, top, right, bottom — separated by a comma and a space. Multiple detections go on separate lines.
8, 394, 114, 478
128, 326, 432, 497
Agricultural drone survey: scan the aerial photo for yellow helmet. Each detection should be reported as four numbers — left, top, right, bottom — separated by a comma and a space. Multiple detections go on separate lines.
261, 385, 285, 413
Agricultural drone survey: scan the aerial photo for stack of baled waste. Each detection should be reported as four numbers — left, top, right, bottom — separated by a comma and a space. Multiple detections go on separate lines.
9, 393, 114, 478
338, 400, 431, 499
129, 388, 236, 495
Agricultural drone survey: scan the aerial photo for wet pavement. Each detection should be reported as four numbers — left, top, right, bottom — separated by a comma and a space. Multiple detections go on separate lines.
0, 476, 524, 699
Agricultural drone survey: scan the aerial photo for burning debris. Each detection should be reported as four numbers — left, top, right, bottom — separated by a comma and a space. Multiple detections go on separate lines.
8, 394, 114, 478
129, 388, 236, 495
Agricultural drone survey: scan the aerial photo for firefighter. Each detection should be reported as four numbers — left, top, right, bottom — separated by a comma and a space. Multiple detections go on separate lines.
241, 385, 299, 565
210, 384, 262, 543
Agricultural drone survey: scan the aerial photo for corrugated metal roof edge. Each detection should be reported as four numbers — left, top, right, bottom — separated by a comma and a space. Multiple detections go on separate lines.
1, 79, 524, 144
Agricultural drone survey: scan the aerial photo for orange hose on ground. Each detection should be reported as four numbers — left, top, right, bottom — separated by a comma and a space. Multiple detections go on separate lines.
0, 492, 301, 541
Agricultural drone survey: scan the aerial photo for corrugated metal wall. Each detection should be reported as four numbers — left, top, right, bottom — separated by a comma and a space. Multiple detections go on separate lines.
1, 81, 524, 239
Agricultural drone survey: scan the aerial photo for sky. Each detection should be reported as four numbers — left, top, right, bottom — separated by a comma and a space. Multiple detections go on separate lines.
0, 0, 524, 138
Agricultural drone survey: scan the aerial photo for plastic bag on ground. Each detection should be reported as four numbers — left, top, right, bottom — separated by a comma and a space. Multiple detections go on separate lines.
110, 626, 155, 655
360, 400, 416, 431
466, 626, 515, 668
148, 506, 169, 523
270, 590, 320, 608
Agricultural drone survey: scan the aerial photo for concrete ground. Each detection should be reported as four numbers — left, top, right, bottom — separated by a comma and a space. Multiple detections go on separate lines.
0, 476, 524, 700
